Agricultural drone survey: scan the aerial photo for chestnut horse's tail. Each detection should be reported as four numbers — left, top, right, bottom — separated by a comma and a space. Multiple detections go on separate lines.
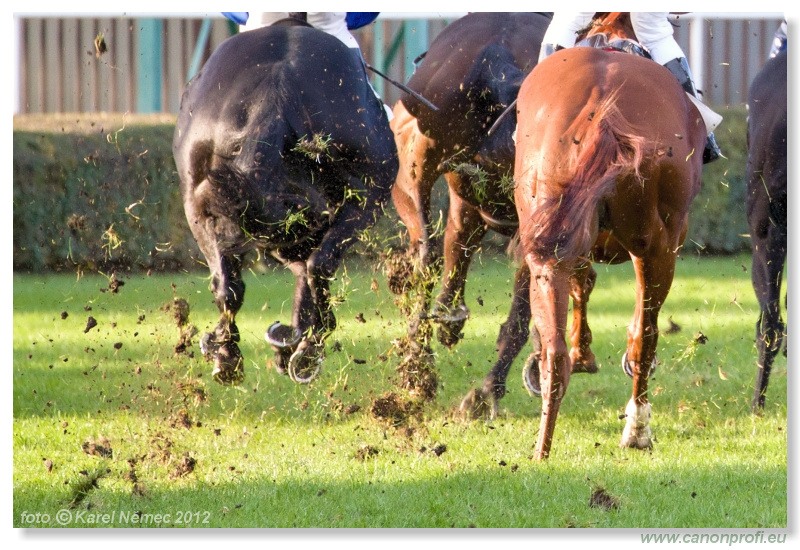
522, 91, 649, 263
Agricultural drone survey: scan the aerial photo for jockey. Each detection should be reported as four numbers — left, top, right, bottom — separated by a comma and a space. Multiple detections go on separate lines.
222, 12, 391, 119
769, 18, 787, 58
539, 12, 722, 164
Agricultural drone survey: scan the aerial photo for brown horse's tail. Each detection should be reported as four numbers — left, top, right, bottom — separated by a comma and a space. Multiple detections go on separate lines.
521, 91, 649, 263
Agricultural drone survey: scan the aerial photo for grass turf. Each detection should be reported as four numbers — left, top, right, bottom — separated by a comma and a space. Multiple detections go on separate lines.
12, 254, 787, 528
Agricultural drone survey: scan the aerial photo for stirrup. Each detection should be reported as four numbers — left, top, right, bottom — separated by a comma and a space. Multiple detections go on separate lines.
703, 133, 723, 164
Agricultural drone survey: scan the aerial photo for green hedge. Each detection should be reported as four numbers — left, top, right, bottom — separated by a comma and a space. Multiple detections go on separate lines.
685, 106, 750, 254
13, 114, 201, 273
12, 107, 750, 273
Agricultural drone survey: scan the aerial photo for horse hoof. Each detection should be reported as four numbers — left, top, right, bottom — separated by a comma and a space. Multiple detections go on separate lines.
266, 322, 302, 376
621, 352, 657, 379
287, 342, 323, 384
270, 346, 293, 376
211, 343, 244, 385
619, 432, 653, 450
430, 303, 470, 324
432, 304, 469, 348
522, 352, 542, 397
436, 323, 464, 348
570, 353, 599, 374
265, 322, 302, 348
459, 388, 498, 420
200, 332, 215, 357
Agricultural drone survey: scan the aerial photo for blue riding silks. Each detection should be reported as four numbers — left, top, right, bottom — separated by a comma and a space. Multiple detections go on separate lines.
345, 13, 379, 30
222, 12, 249, 25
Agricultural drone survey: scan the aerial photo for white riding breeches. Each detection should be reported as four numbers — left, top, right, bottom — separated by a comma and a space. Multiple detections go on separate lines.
541, 12, 686, 64
629, 12, 685, 65
240, 12, 359, 49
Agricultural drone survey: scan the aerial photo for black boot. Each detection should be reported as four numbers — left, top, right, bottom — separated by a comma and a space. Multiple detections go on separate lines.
663, 57, 723, 164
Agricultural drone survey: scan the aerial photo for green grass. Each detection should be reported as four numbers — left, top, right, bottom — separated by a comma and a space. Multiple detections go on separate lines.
12, 254, 787, 528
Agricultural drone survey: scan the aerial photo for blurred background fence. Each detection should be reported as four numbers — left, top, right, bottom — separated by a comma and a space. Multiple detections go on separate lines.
13, 12, 784, 114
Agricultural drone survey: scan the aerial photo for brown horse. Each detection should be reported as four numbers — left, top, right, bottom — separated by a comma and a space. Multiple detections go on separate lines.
390, 13, 598, 409
514, 13, 706, 458
746, 49, 787, 411
390, 14, 550, 349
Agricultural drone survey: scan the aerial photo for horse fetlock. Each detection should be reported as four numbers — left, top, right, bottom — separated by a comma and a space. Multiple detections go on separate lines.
620, 399, 653, 449
621, 352, 657, 379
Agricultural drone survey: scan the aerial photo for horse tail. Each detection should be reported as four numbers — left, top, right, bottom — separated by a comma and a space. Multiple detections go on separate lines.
522, 91, 649, 263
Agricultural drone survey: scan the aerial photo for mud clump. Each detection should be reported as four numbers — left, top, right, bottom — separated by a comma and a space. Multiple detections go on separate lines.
146, 433, 174, 464
370, 391, 422, 427
174, 325, 199, 355
161, 297, 198, 355
169, 408, 194, 429
103, 272, 125, 294
84, 316, 98, 333
382, 249, 415, 295
82, 436, 113, 458
589, 487, 620, 511
68, 466, 107, 508
431, 443, 447, 457
170, 452, 197, 478
354, 444, 380, 461
394, 337, 438, 401
163, 297, 191, 326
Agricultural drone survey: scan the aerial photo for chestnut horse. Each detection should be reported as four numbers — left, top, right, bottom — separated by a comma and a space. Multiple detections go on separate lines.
746, 49, 787, 411
514, 13, 706, 458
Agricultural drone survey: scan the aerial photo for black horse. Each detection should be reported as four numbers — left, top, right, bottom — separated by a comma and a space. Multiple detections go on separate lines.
173, 19, 398, 384
746, 49, 787, 410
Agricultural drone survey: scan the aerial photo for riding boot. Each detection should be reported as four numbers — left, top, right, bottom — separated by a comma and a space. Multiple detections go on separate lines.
663, 57, 723, 164
351, 48, 394, 121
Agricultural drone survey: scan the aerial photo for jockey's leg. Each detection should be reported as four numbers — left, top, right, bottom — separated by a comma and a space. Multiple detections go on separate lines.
538, 12, 594, 61
631, 13, 722, 164
305, 12, 393, 121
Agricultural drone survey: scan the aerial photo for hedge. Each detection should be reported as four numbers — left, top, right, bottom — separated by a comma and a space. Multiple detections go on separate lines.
12, 107, 750, 274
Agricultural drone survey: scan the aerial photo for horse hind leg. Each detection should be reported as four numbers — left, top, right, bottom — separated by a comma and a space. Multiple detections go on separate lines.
620, 252, 676, 449
460, 263, 531, 419
568, 261, 598, 374
528, 260, 573, 460
199, 251, 246, 385
432, 185, 486, 347
750, 228, 787, 411
288, 172, 391, 383
388, 103, 441, 295
265, 259, 321, 382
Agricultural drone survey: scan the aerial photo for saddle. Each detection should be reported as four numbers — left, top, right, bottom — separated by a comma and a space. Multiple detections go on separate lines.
273, 14, 314, 28
575, 33, 651, 59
